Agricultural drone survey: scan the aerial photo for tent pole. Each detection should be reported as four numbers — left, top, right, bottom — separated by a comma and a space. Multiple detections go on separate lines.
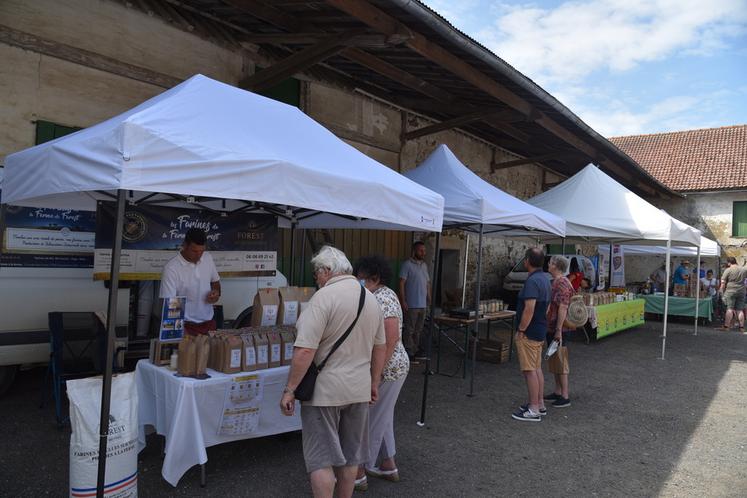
289, 222, 297, 285
694, 245, 701, 335
461, 234, 470, 308
561, 237, 566, 255
300, 229, 307, 286
96, 189, 126, 497
607, 243, 613, 290
468, 224, 484, 397
418, 232, 441, 426
661, 240, 672, 360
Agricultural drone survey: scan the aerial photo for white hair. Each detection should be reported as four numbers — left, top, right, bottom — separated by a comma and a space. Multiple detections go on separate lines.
311, 245, 353, 275
550, 255, 568, 273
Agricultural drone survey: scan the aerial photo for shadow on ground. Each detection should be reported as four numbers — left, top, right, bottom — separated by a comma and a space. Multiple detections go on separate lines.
0, 320, 745, 497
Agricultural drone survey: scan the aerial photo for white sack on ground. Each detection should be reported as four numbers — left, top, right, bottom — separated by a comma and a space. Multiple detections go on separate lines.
68, 372, 138, 498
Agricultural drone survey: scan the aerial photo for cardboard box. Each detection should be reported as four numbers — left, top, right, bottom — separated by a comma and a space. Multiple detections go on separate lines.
241, 333, 258, 372
278, 287, 300, 325
253, 332, 270, 369
252, 288, 280, 326
266, 330, 282, 368
280, 329, 296, 365
298, 287, 316, 316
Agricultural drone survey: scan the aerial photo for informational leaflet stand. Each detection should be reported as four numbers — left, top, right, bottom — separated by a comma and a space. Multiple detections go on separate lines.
218, 374, 264, 435
160, 296, 186, 342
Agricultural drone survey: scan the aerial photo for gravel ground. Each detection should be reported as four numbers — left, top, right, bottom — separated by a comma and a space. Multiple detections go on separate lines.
1, 319, 746, 497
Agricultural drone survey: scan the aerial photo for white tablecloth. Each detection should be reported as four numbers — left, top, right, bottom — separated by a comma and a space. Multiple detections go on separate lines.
135, 360, 301, 486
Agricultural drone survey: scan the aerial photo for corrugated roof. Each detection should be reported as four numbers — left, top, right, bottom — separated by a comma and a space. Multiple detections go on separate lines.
609, 125, 747, 192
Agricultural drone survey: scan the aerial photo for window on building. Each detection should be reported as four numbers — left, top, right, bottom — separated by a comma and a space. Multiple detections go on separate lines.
732, 201, 747, 237
35, 120, 81, 145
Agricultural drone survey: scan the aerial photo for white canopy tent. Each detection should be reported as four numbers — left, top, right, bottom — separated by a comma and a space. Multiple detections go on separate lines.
525, 164, 701, 359
403, 144, 566, 423
598, 236, 721, 257
2, 74, 443, 233
2, 74, 445, 493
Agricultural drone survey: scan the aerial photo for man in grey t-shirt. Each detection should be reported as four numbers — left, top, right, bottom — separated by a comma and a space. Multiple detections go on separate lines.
399, 241, 430, 357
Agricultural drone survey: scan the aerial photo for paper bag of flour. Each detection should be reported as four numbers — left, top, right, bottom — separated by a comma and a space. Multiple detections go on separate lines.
177, 335, 197, 376
252, 332, 270, 370
278, 287, 300, 325
195, 335, 210, 376
251, 288, 279, 326
68, 373, 138, 498
297, 287, 316, 316
223, 334, 243, 373
280, 329, 296, 365
266, 329, 282, 368
241, 333, 258, 372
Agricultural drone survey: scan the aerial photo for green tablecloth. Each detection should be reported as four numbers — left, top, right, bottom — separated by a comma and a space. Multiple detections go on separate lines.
639, 294, 713, 321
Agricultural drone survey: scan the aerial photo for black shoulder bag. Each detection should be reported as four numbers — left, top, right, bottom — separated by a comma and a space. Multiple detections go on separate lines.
294, 285, 366, 401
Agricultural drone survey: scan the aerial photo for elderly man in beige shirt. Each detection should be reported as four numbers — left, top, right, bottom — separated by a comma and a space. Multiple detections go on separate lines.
280, 246, 386, 498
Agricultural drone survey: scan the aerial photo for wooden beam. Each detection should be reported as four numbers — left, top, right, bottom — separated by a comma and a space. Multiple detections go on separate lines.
324, 0, 616, 170
0, 24, 180, 88
403, 108, 514, 140
242, 32, 411, 48
224, 0, 304, 31
240, 30, 363, 91
490, 151, 577, 171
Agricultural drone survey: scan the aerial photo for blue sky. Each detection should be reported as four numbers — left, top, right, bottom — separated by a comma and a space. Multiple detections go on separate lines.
421, 0, 747, 137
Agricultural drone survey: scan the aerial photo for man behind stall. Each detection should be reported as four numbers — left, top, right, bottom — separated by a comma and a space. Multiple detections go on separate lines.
512, 247, 551, 422
398, 241, 431, 358
159, 228, 221, 335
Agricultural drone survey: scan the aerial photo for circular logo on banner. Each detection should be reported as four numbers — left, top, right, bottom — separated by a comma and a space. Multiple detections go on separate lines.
122, 211, 147, 243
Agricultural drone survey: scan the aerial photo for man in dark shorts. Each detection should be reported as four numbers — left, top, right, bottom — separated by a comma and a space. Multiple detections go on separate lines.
512, 247, 551, 422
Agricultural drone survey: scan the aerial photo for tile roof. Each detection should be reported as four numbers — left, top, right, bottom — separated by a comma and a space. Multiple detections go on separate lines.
609, 125, 747, 192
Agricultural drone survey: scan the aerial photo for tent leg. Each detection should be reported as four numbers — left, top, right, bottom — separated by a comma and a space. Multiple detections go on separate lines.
661, 240, 672, 360
289, 222, 297, 285
418, 232, 441, 426
694, 246, 701, 335
96, 189, 126, 498
461, 234, 469, 308
300, 229, 307, 286
468, 225, 484, 397
607, 243, 613, 290
561, 237, 566, 255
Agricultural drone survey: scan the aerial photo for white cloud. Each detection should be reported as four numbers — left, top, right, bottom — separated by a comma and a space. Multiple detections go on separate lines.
474, 0, 747, 86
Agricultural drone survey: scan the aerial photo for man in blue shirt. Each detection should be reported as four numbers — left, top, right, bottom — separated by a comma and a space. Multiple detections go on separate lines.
673, 260, 691, 286
512, 247, 551, 422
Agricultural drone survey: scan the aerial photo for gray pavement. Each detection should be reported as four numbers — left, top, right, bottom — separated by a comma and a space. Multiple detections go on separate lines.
1, 318, 746, 497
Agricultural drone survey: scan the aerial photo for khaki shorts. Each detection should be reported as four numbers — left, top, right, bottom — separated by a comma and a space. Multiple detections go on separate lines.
515, 333, 543, 371
547, 345, 570, 375
724, 291, 745, 311
301, 403, 369, 473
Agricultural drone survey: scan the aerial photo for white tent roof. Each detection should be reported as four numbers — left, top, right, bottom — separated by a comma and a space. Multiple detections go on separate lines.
2, 74, 443, 232
526, 164, 700, 246
598, 236, 721, 257
402, 144, 565, 236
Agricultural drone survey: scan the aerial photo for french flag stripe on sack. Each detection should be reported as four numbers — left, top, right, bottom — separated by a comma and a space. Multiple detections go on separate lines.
70, 472, 137, 497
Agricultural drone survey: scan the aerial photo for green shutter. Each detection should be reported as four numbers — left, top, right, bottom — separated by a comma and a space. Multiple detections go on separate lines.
35, 120, 81, 145
733, 202, 747, 237
256, 76, 301, 108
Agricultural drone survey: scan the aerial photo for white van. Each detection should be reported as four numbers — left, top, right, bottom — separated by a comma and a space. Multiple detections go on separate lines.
502, 254, 596, 293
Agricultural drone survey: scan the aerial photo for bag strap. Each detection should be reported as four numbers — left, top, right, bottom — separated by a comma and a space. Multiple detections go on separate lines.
317, 284, 366, 371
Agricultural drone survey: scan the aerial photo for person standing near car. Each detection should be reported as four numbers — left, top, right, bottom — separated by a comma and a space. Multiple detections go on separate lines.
512, 247, 551, 422
545, 256, 574, 408
159, 228, 221, 335
398, 241, 431, 358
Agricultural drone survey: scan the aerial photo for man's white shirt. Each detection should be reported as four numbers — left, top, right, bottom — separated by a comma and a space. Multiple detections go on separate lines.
160, 251, 220, 322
